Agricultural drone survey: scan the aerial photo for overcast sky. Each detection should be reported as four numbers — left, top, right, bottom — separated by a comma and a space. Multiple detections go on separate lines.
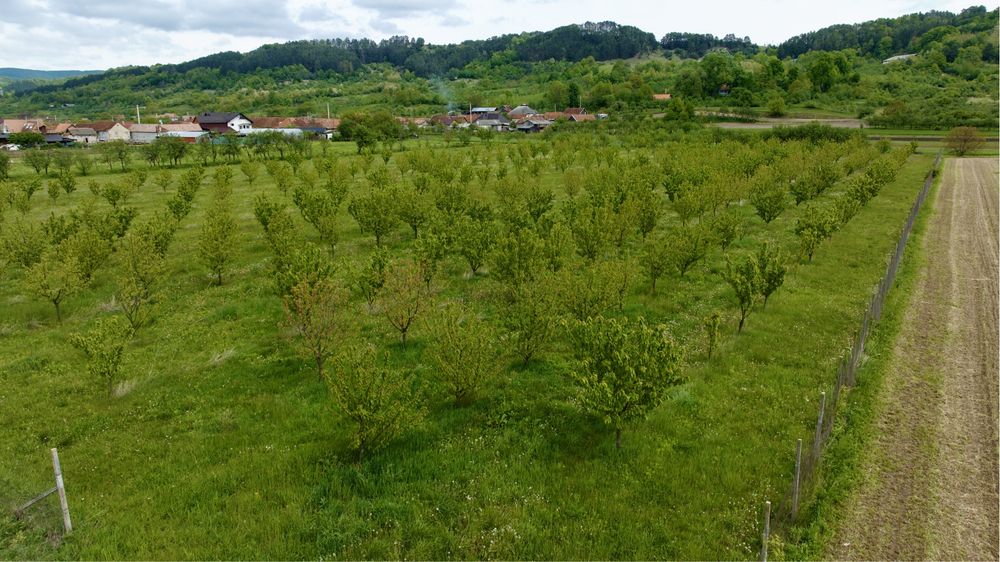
0, 0, 993, 70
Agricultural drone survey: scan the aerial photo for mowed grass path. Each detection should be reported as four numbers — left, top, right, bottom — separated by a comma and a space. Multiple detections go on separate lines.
0, 139, 933, 559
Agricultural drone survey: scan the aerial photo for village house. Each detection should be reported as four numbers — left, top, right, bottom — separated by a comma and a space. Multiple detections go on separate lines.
195, 112, 253, 134
507, 104, 539, 118
474, 112, 510, 132
515, 115, 553, 133
128, 123, 160, 144
0, 118, 45, 134
75, 121, 131, 142
67, 127, 98, 144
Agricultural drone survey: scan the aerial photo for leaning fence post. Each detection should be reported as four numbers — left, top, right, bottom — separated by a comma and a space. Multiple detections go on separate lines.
792, 439, 803, 519
813, 392, 827, 459
50, 448, 72, 534
760, 500, 771, 562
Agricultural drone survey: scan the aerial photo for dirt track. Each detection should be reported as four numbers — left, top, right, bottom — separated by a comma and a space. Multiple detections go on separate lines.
832, 158, 999, 560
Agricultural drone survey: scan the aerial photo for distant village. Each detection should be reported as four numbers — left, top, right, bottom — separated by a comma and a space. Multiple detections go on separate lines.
0, 104, 608, 148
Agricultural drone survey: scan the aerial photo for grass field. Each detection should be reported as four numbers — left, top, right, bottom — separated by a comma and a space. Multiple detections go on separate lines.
0, 133, 935, 559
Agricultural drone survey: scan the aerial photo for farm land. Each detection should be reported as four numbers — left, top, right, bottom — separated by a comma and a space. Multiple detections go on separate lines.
0, 127, 940, 558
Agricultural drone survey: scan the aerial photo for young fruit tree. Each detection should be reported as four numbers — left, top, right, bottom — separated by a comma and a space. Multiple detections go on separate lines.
723, 253, 761, 333
704, 311, 721, 359
423, 301, 504, 406
379, 258, 430, 345
749, 181, 788, 224
794, 204, 832, 263
326, 344, 422, 462
504, 278, 559, 367
567, 315, 683, 449
756, 242, 787, 309
283, 276, 350, 381
944, 126, 985, 156
198, 199, 238, 286
24, 248, 83, 322
70, 315, 133, 398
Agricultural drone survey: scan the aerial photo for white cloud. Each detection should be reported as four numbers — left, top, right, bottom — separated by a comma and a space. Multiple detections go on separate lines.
0, 0, 995, 69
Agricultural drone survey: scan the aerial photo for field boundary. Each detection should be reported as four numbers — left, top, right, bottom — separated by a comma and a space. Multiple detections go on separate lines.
759, 152, 942, 559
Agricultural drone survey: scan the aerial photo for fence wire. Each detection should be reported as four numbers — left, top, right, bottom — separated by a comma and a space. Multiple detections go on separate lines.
765, 152, 942, 546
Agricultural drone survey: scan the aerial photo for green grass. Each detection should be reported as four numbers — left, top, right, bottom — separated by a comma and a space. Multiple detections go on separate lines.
778, 158, 941, 560
0, 136, 935, 559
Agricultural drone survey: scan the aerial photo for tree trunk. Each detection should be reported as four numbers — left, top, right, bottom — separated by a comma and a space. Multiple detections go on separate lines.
738, 313, 746, 333
54, 300, 62, 323
615, 428, 622, 450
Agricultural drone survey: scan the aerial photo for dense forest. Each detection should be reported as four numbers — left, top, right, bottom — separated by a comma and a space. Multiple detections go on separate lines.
0, 7, 996, 129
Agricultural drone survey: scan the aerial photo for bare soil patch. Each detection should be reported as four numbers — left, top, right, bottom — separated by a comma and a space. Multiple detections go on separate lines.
832, 158, 999, 560
711, 117, 864, 129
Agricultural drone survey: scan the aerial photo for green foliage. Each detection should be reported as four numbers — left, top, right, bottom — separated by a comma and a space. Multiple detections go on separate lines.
326, 344, 422, 461
665, 223, 711, 278
756, 242, 787, 308
70, 315, 133, 397
749, 178, 788, 225
23, 149, 52, 176
292, 185, 340, 254
2, 220, 45, 270
198, 198, 238, 286
348, 186, 399, 247
794, 204, 833, 262
704, 311, 721, 359
283, 277, 350, 380
24, 247, 83, 321
722, 252, 760, 333
423, 301, 504, 406
378, 258, 429, 344
503, 277, 559, 366
567, 315, 683, 449
944, 126, 986, 156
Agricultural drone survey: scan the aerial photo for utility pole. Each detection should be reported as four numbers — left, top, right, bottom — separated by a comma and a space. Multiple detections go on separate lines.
326, 102, 330, 119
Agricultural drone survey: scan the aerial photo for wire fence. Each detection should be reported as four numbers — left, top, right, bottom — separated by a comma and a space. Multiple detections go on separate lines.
760, 152, 942, 560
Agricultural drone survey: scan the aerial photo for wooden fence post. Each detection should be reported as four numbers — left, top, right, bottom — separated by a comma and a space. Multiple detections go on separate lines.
792, 439, 803, 519
760, 500, 771, 562
813, 392, 827, 459
50, 448, 72, 534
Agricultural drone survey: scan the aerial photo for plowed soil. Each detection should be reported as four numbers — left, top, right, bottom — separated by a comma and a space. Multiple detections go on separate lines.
832, 158, 999, 560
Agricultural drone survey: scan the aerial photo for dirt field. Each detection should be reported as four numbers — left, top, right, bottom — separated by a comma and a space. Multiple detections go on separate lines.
711, 117, 865, 129
831, 158, 999, 560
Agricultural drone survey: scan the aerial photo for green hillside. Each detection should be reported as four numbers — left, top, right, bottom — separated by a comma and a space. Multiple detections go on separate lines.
0, 8, 995, 130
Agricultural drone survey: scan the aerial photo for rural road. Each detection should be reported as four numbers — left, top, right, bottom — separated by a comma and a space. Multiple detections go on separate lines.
711, 117, 865, 129
831, 158, 999, 560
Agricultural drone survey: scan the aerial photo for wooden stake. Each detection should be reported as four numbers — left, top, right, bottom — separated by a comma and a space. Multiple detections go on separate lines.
51, 448, 72, 534
813, 392, 827, 459
792, 439, 803, 519
760, 500, 771, 562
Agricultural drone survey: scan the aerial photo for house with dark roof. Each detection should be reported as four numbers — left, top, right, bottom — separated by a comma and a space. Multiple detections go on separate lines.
196, 112, 253, 134
474, 112, 510, 132
515, 116, 553, 133
507, 104, 539, 118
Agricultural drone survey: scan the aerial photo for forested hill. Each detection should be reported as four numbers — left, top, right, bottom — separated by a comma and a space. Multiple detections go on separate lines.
777, 5, 998, 59
0, 68, 102, 81
33, 21, 654, 93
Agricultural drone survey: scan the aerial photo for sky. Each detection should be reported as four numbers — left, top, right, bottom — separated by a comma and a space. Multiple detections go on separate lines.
0, 0, 994, 70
